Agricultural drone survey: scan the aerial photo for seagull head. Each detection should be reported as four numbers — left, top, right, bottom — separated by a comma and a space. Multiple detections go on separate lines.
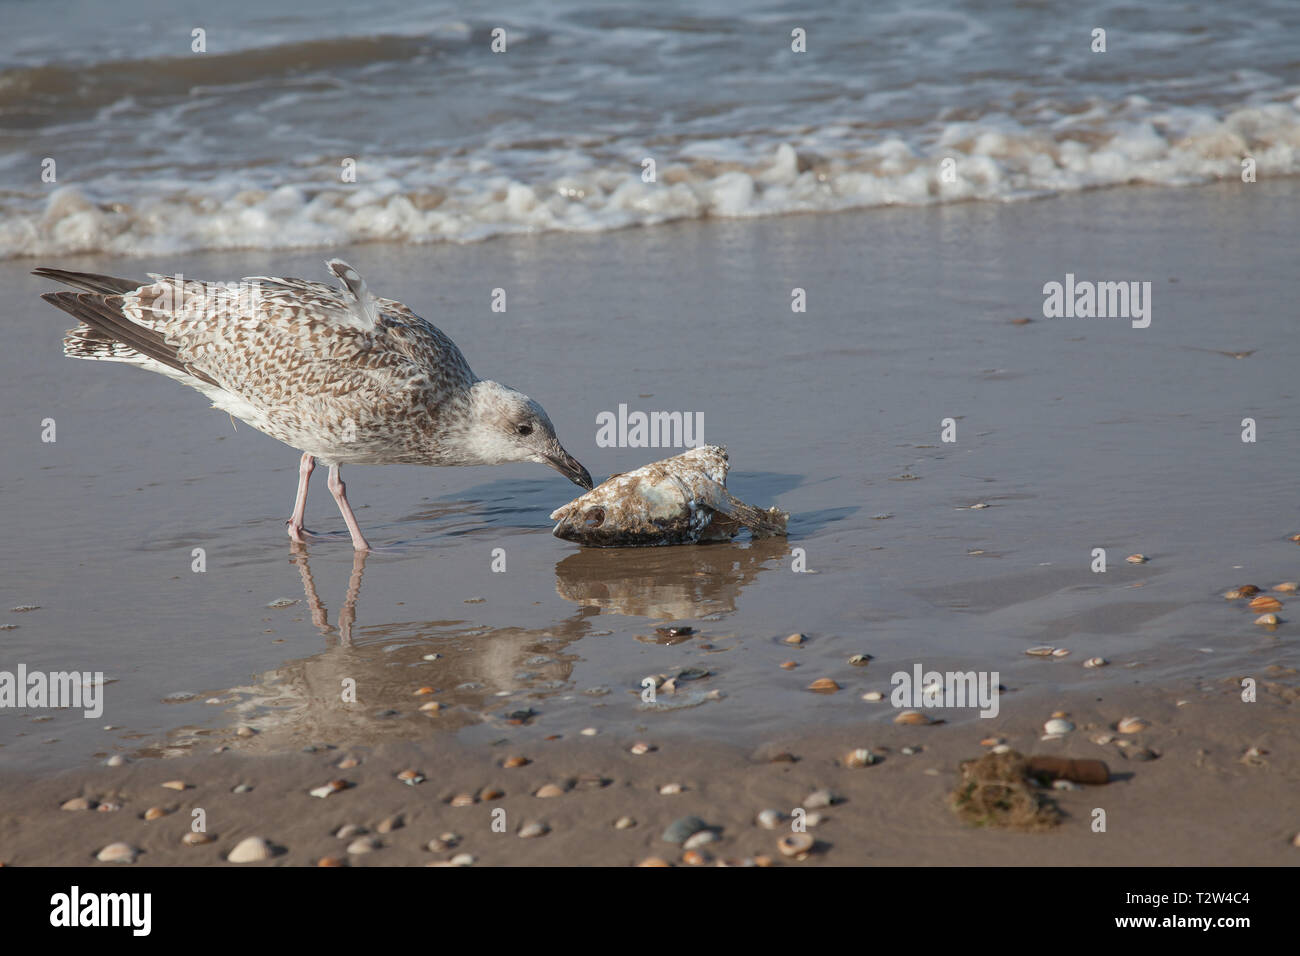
465, 380, 593, 489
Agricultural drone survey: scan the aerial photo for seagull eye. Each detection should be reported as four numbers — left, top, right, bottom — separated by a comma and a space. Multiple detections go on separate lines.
516, 424, 533, 437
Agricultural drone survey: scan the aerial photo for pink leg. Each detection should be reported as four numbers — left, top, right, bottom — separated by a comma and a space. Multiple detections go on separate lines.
327, 464, 372, 552
286, 453, 316, 542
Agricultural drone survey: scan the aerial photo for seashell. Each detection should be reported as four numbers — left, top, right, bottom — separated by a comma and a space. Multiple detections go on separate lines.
336, 755, 359, 769
534, 783, 566, 798
346, 837, 379, 855
629, 742, 654, 755
1116, 716, 1148, 734
844, 748, 878, 768
991, 744, 1011, 754
1273, 582, 1298, 593
61, 797, 94, 811
778, 833, 814, 857
614, 816, 636, 830
848, 654, 872, 666
1093, 734, 1114, 745
518, 822, 549, 839
779, 660, 798, 669
862, 691, 884, 701
638, 857, 672, 867
1025, 645, 1056, 656
181, 832, 213, 846
784, 633, 806, 645
659, 782, 685, 795
1255, 613, 1280, 626
684, 830, 718, 849
1044, 718, 1074, 735
682, 849, 709, 865
1125, 554, 1147, 564
502, 755, 530, 768
1223, 588, 1244, 600
450, 793, 476, 807
413, 686, 434, 696
980, 737, 1004, 747
419, 701, 441, 713
807, 678, 840, 693
803, 789, 837, 809
1084, 657, 1107, 668
449, 853, 475, 866
756, 809, 783, 830
143, 806, 168, 821
160, 780, 187, 791
479, 788, 504, 801
309, 779, 348, 799
397, 769, 425, 785
894, 710, 932, 725
96, 842, 138, 864
317, 857, 344, 867
1249, 596, 1283, 613
227, 837, 273, 863
1051, 648, 1071, 657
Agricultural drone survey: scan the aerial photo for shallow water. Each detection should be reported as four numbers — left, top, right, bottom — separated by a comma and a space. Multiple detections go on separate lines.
2, 179, 1298, 771
2, 0, 1299, 257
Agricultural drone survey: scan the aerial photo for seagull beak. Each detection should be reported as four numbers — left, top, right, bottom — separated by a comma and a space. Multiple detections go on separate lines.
545, 449, 594, 490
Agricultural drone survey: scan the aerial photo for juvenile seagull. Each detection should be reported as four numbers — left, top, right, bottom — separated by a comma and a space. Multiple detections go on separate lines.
35, 260, 592, 551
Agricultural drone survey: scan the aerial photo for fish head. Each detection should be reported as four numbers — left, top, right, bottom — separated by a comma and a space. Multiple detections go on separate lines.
467, 381, 593, 489
550, 471, 702, 546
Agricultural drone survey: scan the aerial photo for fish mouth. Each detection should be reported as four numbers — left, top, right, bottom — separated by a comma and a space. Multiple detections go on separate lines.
545, 450, 593, 490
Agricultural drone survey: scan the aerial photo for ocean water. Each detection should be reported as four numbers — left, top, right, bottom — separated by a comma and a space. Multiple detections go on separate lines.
2, 0, 1298, 258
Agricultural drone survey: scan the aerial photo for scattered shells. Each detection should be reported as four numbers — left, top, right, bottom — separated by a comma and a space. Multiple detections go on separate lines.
629, 742, 654, 755
638, 857, 671, 867
236, 725, 255, 737
105, 755, 127, 767
160, 780, 188, 791
844, 748, 878, 768
143, 806, 168, 821
658, 782, 685, 795
376, 815, 403, 834
980, 737, 1004, 747
336, 755, 359, 769
807, 678, 840, 694
397, 769, 425, 785
449, 853, 475, 866
1249, 596, 1283, 613
502, 755, 530, 768
1083, 657, 1108, 668
518, 822, 549, 839
784, 633, 806, 646
1274, 582, 1298, 594
848, 654, 872, 666
779, 660, 798, 670
335, 824, 366, 839
778, 833, 814, 858
1255, 613, 1280, 627
1116, 717, 1148, 734
862, 691, 884, 701
580, 727, 599, 736
96, 802, 121, 812
347, 837, 380, 855
227, 837, 274, 863
1125, 554, 1147, 564
682, 849, 710, 865
1093, 734, 1114, 745
894, 710, 932, 725
413, 686, 435, 696
61, 797, 94, 811
419, 701, 442, 713
614, 816, 637, 830
535, 783, 567, 798
181, 832, 213, 846
1044, 718, 1074, 735
317, 857, 345, 867
450, 793, 476, 807
480, 787, 505, 801
1051, 648, 1071, 657
1025, 646, 1056, 657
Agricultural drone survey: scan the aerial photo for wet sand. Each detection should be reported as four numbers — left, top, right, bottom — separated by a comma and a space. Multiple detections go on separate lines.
0, 676, 1296, 866
2, 179, 1298, 863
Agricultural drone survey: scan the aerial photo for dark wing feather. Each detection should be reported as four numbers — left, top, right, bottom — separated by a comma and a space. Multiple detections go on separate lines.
32, 268, 142, 296
40, 291, 219, 386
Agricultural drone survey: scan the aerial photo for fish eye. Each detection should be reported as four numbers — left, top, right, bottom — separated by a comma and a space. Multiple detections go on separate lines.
516, 424, 533, 436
